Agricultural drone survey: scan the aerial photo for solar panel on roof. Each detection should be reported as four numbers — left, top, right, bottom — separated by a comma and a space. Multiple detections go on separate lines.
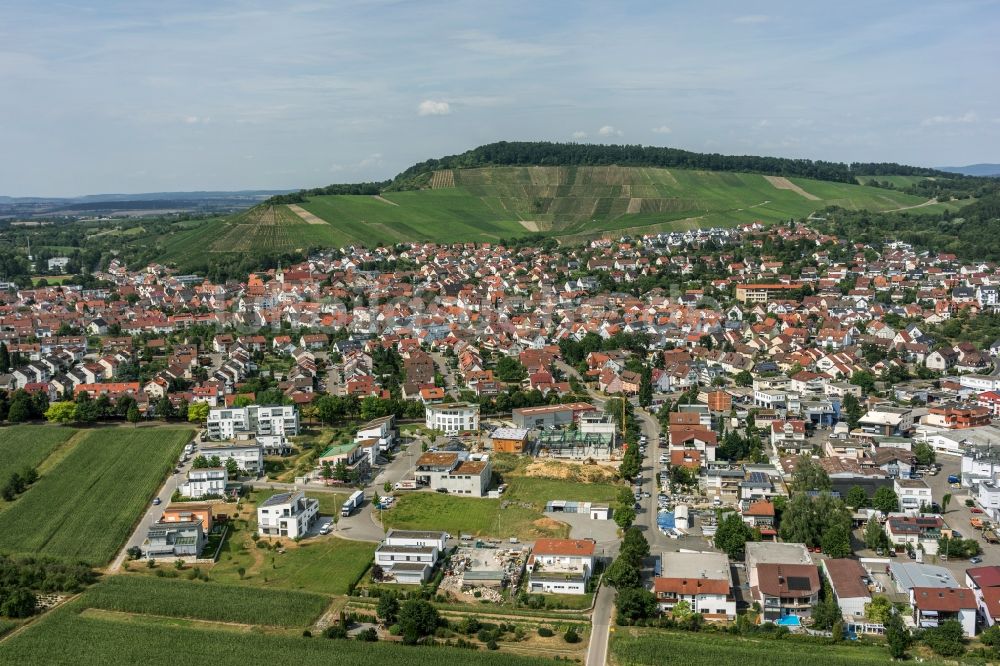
787, 576, 811, 591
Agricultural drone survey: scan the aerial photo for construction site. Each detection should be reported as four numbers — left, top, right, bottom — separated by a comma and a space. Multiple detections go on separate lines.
439, 544, 529, 603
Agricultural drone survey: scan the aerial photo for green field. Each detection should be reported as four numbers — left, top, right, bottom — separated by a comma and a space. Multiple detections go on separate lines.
0, 427, 192, 564
156, 165, 933, 262
0, 426, 77, 477
385, 473, 620, 540
0, 597, 562, 666
84, 575, 330, 627
610, 629, 901, 666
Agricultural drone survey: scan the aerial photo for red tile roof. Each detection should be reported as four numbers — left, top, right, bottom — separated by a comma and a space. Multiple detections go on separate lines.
911, 587, 976, 612
533, 538, 595, 557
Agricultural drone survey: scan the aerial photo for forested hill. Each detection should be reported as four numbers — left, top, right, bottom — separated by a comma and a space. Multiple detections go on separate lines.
267, 141, 965, 204
387, 141, 956, 189
814, 191, 1000, 261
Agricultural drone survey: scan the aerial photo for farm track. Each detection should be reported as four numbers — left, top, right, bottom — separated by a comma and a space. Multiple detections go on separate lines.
35, 429, 86, 475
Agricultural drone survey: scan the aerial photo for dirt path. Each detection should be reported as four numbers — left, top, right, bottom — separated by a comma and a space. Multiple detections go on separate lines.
371, 195, 399, 207
884, 197, 938, 212
518, 220, 541, 232
37, 430, 87, 475
286, 204, 328, 225
764, 175, 820, 200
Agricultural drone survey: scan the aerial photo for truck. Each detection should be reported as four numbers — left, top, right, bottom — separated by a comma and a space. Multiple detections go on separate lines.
341, 490, 364, 517
970, 517, 984, 530
394, 479, 417, 491
984, 529, 1000, 545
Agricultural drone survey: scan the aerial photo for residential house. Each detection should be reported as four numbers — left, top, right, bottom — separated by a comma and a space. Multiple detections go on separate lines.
375, 530, 448, 585
652, 551, 736, 620
256, 491, 319, 539
528, 538, 596, 595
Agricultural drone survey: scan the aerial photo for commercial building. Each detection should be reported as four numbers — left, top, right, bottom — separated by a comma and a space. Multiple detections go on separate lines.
735, 283, 802, 304
256, 490, 319, 539
528, 538, 596, 595
511, 402, 597, 429
425, 402, 480, 434
414, 451, 492, 496
489, 427, 531, 453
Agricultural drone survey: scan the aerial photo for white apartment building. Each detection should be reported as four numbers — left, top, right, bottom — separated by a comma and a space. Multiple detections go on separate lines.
414, 451, 491, 496
206, 404, 299, 440
257, 490, 318, 539
374, 530, 448, 585
178, 468, 227, 499
895, 478, 933, 515
425, 402, 480, 434
199, 443, 264, 475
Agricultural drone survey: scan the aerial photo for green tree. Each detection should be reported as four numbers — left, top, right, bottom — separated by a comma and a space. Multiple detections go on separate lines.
0, 342, 9, 373
397, 599, 439, 644
913, 442, 936, 467
872, 487, 899, 514
494, 357, 527, 383
187, 402, 210, 422
812, 596, 841, 630
44, 401, 77, 424
941, 492, 952, 514
864, 519, 889, 551
376, 593, 400, 625
922, 619, 965, 657
734, 370, 753, 387
620, 527, 650, 566
156, 395, 176, 420
864, 596, 893, 624
613, 504, 636, 530
614, 587, 657, 625
6, 392, 32, 423
127, 404, 140, 426
225, 458, 240, 479
638, 366, 653, 408
0, 587, 35, 618
191, 455, 210, 469
714, 512, 756, 560
846, 485, 867, 510
842, 393, 863, 431
604, 557, 641, 590
791, 455, 831, 492
779, 493, 851, 548
885, 611, 911, 659
821, 523, 853, 558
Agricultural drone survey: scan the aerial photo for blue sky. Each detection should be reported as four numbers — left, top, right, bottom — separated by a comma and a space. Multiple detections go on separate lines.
2, 0, 999, 196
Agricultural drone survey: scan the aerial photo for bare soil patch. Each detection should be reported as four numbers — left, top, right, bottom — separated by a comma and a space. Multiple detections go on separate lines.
523, 460, 617, 483
286, 204, 328, 225
518, 220, 542, 232
626, 198, 642, 214
763, 175, 819, 200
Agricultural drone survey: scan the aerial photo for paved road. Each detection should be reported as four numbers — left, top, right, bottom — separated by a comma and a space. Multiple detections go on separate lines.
108, 434, 197, 572
587, 584, 616, 666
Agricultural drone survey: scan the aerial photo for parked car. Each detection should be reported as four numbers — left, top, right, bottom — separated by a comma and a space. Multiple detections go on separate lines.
152, 497, 161, 505
970, 556, 983, 564
972, 507, 984, 514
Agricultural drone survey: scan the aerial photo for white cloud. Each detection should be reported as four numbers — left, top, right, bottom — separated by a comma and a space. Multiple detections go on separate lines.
651, 125, 671, 134
455, 30, 561, 58
598, 125, 622, 137
358, 153, 383, 168
921, 111, 978, 126
417, 100, 451, 116
572, 130, 588, 139
733, 15, 770, 24
183, 115, 210, 124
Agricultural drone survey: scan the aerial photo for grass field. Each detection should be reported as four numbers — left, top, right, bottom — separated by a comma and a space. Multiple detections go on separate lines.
609, 629, 901, 666
385, 472, 620, 540
0, 426, 192, 565
0, 426, 77, 477
0, 597, 564, 666
156, 165, 934, 264
84, 575, 330, 627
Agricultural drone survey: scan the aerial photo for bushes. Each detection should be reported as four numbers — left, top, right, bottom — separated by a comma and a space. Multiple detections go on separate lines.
563, 628, 580, 644
538, 627, 554, 637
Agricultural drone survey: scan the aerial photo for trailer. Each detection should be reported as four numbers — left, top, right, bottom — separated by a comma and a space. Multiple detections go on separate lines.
394, 479, 417, 491
341, 490, 364, 517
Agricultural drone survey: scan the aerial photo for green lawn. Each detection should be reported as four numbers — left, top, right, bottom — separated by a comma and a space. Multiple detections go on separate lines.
610, 629, 902, 666
0, 426, 192, 564
0, 599, 563, 666
385, 473, 620, 540
0, 425, 77, 477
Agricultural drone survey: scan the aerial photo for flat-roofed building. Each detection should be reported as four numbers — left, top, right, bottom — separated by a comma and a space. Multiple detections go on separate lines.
425, 402, 480, 434
414, 451, 491, 496
489, 427, 530, 453
512, 402, 597, 429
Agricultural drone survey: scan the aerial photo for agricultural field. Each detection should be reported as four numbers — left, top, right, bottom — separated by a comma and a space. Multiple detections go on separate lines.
84, 575, 329, 627
0, 597, 563, 666
0, 426, 192, 565
156, 165, 934, 264
0, 425, 77, 478
609, 629, 900, 666
385, 463, 621, 540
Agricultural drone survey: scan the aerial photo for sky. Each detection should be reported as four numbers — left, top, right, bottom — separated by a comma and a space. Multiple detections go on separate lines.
2, 0, 999, 196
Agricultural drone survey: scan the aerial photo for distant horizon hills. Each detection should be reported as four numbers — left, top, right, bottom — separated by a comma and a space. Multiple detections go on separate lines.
935, 164, 1000, 177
